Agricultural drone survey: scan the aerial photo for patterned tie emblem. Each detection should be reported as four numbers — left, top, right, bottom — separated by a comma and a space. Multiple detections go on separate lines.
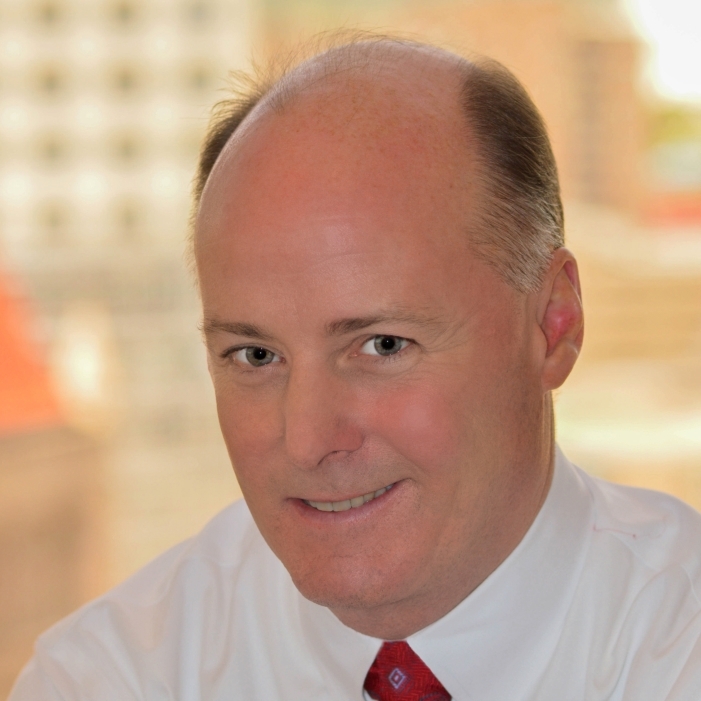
364, 641, 452, 700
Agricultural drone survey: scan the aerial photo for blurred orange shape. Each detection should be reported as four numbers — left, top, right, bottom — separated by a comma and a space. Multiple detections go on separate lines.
0, 270, 62, 436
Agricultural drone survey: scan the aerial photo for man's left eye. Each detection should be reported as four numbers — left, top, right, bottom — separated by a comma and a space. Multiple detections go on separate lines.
360, 335, 410, 357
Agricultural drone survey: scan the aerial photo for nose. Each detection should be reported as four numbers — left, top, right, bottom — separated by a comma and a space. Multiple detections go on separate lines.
282, 363, 364, 471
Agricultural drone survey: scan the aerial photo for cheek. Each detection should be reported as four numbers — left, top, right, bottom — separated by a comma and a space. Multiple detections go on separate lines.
365, 379, 468, 477
214, 386, 281, 480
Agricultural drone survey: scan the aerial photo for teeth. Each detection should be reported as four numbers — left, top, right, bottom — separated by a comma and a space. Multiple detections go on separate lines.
305, 484, 394, 512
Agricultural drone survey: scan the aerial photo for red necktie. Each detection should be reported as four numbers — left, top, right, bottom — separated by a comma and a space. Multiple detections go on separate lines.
364, 641, 452, 700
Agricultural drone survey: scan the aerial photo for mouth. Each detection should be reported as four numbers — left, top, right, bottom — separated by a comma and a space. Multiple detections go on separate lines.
302, 483, 396, 512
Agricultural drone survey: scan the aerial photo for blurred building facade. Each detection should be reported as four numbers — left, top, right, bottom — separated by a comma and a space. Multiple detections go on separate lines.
0, 0, 253, 448
0, 1, 253, 687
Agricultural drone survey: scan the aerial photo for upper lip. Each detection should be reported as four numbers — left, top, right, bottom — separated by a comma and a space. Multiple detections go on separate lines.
300, 482, 396, 503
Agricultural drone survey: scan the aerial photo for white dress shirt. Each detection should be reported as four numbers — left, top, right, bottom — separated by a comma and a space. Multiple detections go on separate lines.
10, 447, 701, 700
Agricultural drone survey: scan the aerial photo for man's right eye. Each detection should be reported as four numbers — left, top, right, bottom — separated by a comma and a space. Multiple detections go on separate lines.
232, 347, 280, 367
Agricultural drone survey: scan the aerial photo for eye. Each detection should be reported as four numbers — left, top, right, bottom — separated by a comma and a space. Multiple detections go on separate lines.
360, 335, 410, 357
232, 346, 280, 367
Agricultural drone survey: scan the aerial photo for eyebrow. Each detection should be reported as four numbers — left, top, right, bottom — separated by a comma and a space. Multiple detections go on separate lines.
326, 311, 445, 337
202, 319, 276, 343
203, 309, 446, 342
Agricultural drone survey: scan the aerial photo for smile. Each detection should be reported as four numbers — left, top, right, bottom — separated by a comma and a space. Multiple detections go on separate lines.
303, 483, 395, 512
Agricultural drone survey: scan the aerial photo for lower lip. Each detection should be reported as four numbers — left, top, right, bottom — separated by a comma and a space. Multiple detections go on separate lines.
291, 482, 400, 522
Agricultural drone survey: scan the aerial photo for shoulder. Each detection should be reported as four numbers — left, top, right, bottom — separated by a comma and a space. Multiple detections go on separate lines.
60, 497, 259, 615
12, 499, 275, 700
575, 467, 701, 695
120, 496, 262, 599
539, 462, 701, 698
581, 467, 701, 592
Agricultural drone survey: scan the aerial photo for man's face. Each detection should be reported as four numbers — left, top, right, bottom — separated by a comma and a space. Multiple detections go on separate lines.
196, 74, 551, 635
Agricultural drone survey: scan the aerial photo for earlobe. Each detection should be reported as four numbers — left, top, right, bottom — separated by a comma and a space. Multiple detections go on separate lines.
539, 249, 584, 391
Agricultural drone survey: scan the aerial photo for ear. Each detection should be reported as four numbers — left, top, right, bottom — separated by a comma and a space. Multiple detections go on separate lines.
536, 248, 584, 391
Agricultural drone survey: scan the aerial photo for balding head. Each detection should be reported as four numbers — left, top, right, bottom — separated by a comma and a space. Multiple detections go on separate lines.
193, 37, 563, 292
194, 36, 582, 639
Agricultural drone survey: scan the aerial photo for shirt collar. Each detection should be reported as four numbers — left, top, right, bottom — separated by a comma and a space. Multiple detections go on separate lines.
410, 447, 593, 699
297, 447, 594, 700
297, 592, 380, 698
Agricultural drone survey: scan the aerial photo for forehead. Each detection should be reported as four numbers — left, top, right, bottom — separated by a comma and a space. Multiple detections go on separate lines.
195, 63, 485, 319
201, 60, 476, 223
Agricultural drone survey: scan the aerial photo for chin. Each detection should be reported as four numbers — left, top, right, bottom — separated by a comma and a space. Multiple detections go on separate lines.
287, 557, 411, 613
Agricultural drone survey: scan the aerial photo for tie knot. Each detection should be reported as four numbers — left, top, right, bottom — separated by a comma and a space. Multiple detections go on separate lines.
364, 641, 451, 701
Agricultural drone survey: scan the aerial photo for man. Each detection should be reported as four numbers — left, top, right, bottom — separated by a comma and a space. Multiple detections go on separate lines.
10, 37, 701, 700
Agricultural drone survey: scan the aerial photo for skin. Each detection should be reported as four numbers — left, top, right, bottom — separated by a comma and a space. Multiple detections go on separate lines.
195, 47, 584, 640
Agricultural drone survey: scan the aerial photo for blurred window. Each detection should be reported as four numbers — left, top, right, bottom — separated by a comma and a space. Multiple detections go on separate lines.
111, 132, 144, 165
185, 64, 214, 94
111, 1, 138, 27
37, 201, 71, 245
36, 66, 67, 99
111, 65, 142, 98
37, 134, 69, 166
184, 1, 214, 26
113, 199, 146, 243
35, 1, 64, 28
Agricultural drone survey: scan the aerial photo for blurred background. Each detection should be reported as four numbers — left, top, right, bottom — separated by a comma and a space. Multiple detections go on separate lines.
1, 0, 700, 693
